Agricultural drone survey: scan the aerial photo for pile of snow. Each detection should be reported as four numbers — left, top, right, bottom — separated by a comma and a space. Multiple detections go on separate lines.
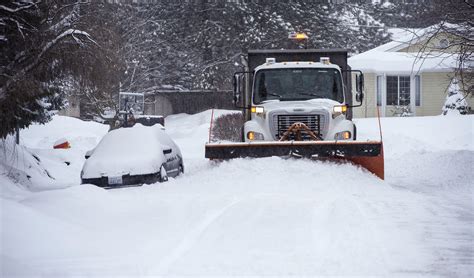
0, 137, 58, 197
20, 115, 108, 151
1, 116, 108, 197
355, 115, 473, 155
355, 115, 473, 194
1, 111, 473, 276
165, 110, 233, 164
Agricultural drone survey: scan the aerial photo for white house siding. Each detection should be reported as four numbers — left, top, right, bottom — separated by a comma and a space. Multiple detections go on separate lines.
353, 73, 379, 118
397, 33, 461, 54
416, 72, 453, 116
352, 72, 468, 118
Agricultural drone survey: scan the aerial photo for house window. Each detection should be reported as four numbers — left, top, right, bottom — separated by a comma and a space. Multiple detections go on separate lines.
438, 39, 449, 49
376, 75, 382, 106
415, 75, 421, 106
387, 76, 410, 105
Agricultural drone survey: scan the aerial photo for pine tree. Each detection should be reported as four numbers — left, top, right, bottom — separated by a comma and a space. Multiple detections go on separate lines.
442, 78, 469, 115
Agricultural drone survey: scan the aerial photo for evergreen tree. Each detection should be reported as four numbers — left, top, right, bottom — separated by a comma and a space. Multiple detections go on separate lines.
0, 1, 122, 137
442, 78, 469, 115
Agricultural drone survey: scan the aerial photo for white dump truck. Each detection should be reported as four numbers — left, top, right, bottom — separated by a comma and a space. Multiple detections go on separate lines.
205, 48, 384, 179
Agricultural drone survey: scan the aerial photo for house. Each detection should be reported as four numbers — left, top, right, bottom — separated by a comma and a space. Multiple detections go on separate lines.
349, 25, 472, 118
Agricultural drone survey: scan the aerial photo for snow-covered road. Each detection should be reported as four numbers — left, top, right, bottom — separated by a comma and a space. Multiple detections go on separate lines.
1, 112, 473, 276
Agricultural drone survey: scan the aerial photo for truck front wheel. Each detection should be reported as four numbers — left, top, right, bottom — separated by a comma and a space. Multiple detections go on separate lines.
353, 123, 357, 140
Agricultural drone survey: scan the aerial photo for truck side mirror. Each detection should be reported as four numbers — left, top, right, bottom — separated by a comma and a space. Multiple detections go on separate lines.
355, 73, 364, 104
355, 73, 364, 93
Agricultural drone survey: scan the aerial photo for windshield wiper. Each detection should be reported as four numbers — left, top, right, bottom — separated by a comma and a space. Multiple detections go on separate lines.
297, 92, 325, 98
260, 92, 282, 103
266, 92, 282, 98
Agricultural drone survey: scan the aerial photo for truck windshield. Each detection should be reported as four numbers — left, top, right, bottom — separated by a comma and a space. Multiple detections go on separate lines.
253, 68, 344, 104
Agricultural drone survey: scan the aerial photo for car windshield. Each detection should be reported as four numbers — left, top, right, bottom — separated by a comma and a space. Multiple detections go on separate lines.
253, 68, 344, 104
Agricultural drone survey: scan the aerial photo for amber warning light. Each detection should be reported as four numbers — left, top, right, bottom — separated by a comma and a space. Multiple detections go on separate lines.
288, 32, 308, 40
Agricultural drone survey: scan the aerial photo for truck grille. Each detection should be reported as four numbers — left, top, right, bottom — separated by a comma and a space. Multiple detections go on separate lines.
273, 114, 325, 140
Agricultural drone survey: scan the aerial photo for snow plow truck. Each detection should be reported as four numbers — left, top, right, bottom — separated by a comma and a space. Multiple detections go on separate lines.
205, 48, 384, 179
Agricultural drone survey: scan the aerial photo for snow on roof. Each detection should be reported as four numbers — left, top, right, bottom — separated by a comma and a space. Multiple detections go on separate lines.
349, 51, 458, 74
349, 24, 462, 74
387, 28, 422, 41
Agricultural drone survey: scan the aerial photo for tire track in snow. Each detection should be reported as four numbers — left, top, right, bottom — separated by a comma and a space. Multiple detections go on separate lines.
20, 256, 146, 276
420, 195, 474, 276
310, 195, 340, 272
309, 182, 392, 275
345, 195, 391, 274
149, 198, 242, 275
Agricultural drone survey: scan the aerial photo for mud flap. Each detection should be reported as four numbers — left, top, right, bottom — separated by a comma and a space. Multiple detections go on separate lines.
205, 141, 384, 179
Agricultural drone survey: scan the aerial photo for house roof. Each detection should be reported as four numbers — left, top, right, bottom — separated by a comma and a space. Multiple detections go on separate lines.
348, 25, 461, 74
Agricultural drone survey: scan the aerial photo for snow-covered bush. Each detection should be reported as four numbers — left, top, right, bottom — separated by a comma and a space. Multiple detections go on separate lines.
442, 78, 469, 115
390, 97, 413, 117
211, 113, 244, 142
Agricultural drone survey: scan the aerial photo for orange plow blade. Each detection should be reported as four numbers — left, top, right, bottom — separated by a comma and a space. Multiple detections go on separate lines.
347, 143, 384, 179
205, 141, 384, 179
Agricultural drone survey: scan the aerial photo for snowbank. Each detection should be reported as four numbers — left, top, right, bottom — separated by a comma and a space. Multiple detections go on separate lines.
1, 116, 108, 195
355, 115, 473, 155
165, 109, 239, 162
20, 115, 108, 151
0, 137, 66, 196
1, 111, 473, 277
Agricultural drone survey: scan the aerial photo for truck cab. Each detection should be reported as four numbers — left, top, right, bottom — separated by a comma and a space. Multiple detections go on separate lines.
233, 49, 364, 143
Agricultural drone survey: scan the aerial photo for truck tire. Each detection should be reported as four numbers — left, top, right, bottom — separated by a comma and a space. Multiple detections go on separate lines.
353, 123, 357, 140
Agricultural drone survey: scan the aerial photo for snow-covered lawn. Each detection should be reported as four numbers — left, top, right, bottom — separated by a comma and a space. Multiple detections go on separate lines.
1, 112, 473, 276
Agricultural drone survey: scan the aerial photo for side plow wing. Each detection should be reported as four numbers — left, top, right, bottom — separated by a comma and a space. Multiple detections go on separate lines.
205, 141, 384, 179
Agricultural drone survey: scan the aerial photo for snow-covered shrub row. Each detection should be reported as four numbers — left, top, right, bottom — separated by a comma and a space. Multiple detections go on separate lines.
211, 112, 244, 142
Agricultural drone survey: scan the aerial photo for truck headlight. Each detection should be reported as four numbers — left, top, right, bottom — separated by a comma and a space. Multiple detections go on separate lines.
334, 131, 351, 140
247, 131, 264, 141
333, 105, 347, 119
333, 105, 347, 113
251, 106, 265, 115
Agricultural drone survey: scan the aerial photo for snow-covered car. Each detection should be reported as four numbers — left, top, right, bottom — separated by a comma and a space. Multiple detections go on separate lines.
81, 124, 183, 188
